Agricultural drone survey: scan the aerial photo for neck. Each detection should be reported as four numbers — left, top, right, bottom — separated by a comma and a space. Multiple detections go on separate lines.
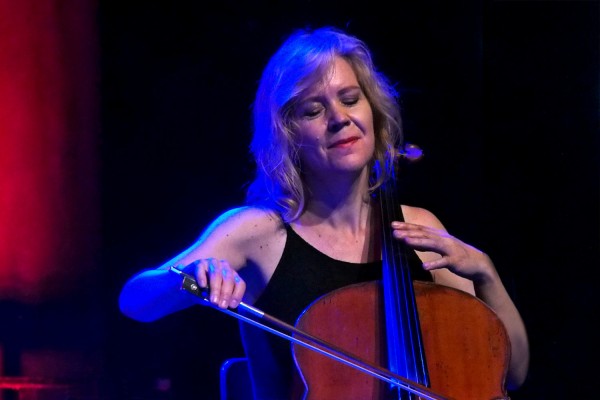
302, 168, 372, 229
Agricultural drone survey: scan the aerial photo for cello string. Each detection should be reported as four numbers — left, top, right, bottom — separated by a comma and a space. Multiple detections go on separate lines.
381, 166, 430, 394
382, 184, 409, 388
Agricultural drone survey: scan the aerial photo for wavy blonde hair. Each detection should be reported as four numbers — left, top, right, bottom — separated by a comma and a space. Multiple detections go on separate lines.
246, 26, 403, 222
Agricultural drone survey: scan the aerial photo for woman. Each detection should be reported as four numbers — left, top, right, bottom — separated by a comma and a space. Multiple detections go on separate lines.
119, 26, 529, 399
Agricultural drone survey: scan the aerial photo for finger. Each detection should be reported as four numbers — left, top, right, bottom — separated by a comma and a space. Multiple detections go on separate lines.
392, 222, 448, 240
422, 256, 448, 271
206, 258, 224, 305
229, 274, 246, 308
393, 227, 437, 248
189, 259, 208, 288
217, 260, 236, 309
402, 238, 440, 254
391, 221, 430, 231
393, 229, 429, 240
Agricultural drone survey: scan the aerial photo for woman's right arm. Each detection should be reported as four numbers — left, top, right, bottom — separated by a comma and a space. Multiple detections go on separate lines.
118, 206, 279, 322
118, 267, 199, 322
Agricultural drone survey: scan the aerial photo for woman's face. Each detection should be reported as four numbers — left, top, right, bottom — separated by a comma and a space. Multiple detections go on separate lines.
291, 57, 375, 182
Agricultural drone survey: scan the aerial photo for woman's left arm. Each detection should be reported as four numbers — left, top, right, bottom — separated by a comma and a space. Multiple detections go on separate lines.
395, 206, 530, 389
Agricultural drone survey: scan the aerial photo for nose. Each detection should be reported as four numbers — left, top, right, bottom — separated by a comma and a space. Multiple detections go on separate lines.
327, 104, 351, 132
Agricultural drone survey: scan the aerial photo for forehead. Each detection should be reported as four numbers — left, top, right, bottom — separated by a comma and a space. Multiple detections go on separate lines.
329, 57, 359, 84
304, 57, 360, 95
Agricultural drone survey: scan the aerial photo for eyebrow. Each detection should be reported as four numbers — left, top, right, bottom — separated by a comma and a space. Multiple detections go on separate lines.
300, 85, 362, 103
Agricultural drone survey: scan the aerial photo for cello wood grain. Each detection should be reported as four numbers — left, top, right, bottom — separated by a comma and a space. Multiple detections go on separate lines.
292, 280, 510, 400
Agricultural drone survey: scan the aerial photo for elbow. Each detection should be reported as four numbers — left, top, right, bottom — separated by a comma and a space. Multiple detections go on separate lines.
508, 361, 530, 391
506, 342, 530, 391
506, 371, 528, 392
118, 288, 158, 323
118, 268, 186, 322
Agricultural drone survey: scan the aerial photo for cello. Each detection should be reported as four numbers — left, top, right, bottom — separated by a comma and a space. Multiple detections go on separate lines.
171, 145, 512, 399
291, 145, 512, 399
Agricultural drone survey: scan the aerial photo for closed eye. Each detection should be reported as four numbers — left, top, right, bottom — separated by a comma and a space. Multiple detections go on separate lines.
341, 97, 359, 106
297, 103, 324, 119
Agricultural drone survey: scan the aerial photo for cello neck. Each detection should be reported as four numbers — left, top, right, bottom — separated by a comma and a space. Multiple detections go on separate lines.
379, 173, 430, 397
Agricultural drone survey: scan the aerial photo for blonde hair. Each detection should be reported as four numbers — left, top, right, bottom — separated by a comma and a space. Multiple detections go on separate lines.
246, 26, 403, 222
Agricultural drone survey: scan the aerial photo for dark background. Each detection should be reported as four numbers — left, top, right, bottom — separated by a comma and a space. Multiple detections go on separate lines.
98, 1, 599, 399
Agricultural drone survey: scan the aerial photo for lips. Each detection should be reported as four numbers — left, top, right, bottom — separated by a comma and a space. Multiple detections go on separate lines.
328, 137, 359, 148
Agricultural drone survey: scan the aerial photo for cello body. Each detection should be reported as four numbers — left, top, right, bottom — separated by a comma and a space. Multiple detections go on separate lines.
292, 280, 511, 400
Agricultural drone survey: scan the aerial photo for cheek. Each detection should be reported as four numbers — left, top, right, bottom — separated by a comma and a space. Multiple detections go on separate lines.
360, 121, 376, 156
296, 121, 324, 147
296, 132, 324, 166
359, 108, 375, 133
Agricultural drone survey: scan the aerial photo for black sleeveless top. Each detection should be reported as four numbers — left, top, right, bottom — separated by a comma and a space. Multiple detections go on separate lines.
239, 224, 432, 399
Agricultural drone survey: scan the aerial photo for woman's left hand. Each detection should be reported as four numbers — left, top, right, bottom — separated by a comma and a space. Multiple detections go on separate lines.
391, 221, 495, 284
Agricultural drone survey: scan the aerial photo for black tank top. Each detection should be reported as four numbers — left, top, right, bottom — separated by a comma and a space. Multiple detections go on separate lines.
240, 224, 432, 399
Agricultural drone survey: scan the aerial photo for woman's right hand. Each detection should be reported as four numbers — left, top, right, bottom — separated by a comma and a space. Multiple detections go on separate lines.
179, 258, 246, 309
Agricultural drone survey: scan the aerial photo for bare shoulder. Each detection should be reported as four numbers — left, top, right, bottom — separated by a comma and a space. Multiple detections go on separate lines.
400, 204, 446, 230
199, 206, 286, 250
165, 206, 286, 271
201, 206, 283, 236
